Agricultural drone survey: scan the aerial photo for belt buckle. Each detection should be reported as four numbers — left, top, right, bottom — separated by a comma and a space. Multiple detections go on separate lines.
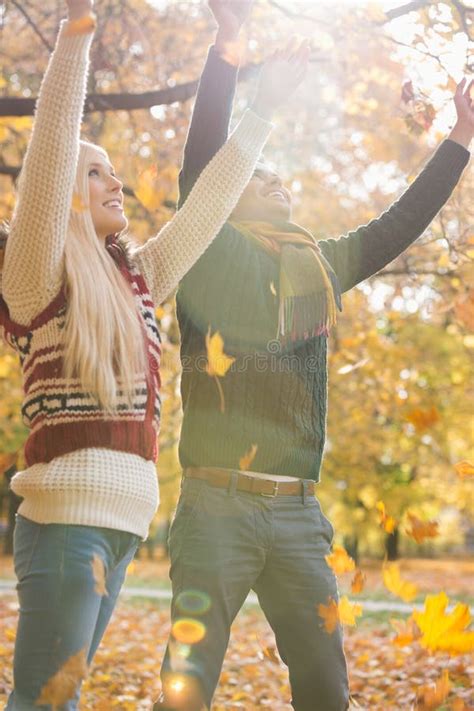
261, 481, 279, 497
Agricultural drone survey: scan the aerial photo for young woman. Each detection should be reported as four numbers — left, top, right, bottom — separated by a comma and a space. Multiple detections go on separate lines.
1, 1, 309, 708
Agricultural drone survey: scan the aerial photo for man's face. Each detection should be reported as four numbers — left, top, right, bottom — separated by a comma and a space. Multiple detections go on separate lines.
231, 164, 292, 222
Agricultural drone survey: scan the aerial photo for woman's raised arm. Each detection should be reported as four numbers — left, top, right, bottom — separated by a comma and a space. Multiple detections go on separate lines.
2, 1, 96, 325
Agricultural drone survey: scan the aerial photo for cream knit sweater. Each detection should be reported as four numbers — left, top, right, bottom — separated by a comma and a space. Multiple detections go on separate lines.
3, 21, 272, 539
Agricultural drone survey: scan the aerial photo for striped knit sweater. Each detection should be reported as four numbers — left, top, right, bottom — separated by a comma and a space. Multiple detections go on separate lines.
0, 22, 272, 538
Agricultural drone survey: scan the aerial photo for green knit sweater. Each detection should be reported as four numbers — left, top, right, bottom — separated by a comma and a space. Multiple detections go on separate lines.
176, 47, 470, 481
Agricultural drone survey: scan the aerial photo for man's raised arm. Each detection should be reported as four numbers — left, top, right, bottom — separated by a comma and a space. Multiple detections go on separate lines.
319, 80, 472, 293
178, 0, 254, 208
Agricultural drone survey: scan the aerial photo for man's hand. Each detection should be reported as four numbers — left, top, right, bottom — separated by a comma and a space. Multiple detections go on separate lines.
209, 0, 254, 42
251, 38, 311, 121
449, 78, 473, 149
66, 0, 94, 21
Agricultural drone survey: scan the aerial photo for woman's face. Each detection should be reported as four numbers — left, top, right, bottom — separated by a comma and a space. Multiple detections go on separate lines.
87, 151, 127, 239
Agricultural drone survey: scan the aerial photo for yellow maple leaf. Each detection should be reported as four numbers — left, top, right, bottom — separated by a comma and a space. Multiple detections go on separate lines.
375, 500, 397, 534
350, 569, 366, 595
318, 597, 339, 634
325, 545, 355, 575
454, 460, 474, 479
205, 329, 235, 414
91, 554, 108, 597
36, 648, 88, 708
413, 592, 474, 655
135, 166, 165, 212
205, 329, 235, 378
239, 444, 258, 471
405, 512, 439, 544
338, 596, 362, 626
416, 669, 451, 710
318, 596, 362, 633
324, 545, 355, 575
382, 562, 418, 602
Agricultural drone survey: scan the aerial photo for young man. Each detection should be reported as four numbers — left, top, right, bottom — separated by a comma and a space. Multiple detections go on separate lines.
156, 2, 472, 710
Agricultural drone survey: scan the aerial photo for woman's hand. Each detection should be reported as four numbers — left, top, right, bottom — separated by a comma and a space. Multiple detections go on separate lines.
66, 0, 94, 22
449, 78, 473, 149
251, 38, 311, 121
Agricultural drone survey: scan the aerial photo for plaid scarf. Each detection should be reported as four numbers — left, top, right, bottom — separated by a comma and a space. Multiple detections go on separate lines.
232, 221, 342, 341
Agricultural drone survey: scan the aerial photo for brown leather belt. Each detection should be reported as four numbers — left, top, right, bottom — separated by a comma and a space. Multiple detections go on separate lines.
184, 466, 316, 498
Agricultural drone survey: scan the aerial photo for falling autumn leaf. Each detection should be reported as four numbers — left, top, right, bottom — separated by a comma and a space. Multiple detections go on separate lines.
36, 648, 88, 709
205, 329, 235, 414
416, 669, 451, 710
325, 545, 356, 575
390, 616, 422, 647
376, 500, 397, 534
91, 554, 108, 597
401, 79, 415, 104
205, 329, 235, 378
454, 461, 474, 480
405, 513, 439, 544
351, 569, 366, 595
135, 166, 165, 212
318, 597, 340, 634
405, 406, 440, 432
318, 596, 362, 633
413, 592, 474, 656
260, 643, 281, 665
338, 596, 363, 626
239, 444, 258, 471
383, 562, 418, 603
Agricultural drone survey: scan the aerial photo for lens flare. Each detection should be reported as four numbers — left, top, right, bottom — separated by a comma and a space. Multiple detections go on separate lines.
172, 618, 206, 645
175, 590, 211, 616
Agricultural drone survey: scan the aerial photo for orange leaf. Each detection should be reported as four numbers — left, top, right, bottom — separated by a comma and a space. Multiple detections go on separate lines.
405, 513, 439, 544
390, 616, 421, 647
239, 444, 258, 471
416, 669, 451, 710
350, 569, 366, 595
36, 648, 88, 708
325, 545, 355, 575
405, 406, 440, 432
383, 562, 418, 602
454, 460, 474, 479
318, 596, 362, 633
375, 500, 397, 534
318, 597, 339, 634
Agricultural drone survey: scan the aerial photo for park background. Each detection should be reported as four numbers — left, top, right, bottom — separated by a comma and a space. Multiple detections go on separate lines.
0, 0, 473, 708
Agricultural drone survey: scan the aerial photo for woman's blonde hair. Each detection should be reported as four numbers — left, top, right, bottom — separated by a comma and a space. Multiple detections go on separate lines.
63, 140, 146, 412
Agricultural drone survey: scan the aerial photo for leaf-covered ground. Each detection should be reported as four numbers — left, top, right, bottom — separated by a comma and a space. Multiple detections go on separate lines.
0, 557, 473, 710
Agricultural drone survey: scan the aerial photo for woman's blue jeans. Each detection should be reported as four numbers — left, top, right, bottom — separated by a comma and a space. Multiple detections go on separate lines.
6, 515, 140, 711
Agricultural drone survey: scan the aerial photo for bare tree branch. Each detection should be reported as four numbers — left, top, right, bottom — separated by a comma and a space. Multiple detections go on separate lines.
381, 0, 432, 23
0, 62, 260, 117
10, 0, 53, 52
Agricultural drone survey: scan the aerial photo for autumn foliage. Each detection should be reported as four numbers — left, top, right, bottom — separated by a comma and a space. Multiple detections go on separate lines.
0, 0, 473, 708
